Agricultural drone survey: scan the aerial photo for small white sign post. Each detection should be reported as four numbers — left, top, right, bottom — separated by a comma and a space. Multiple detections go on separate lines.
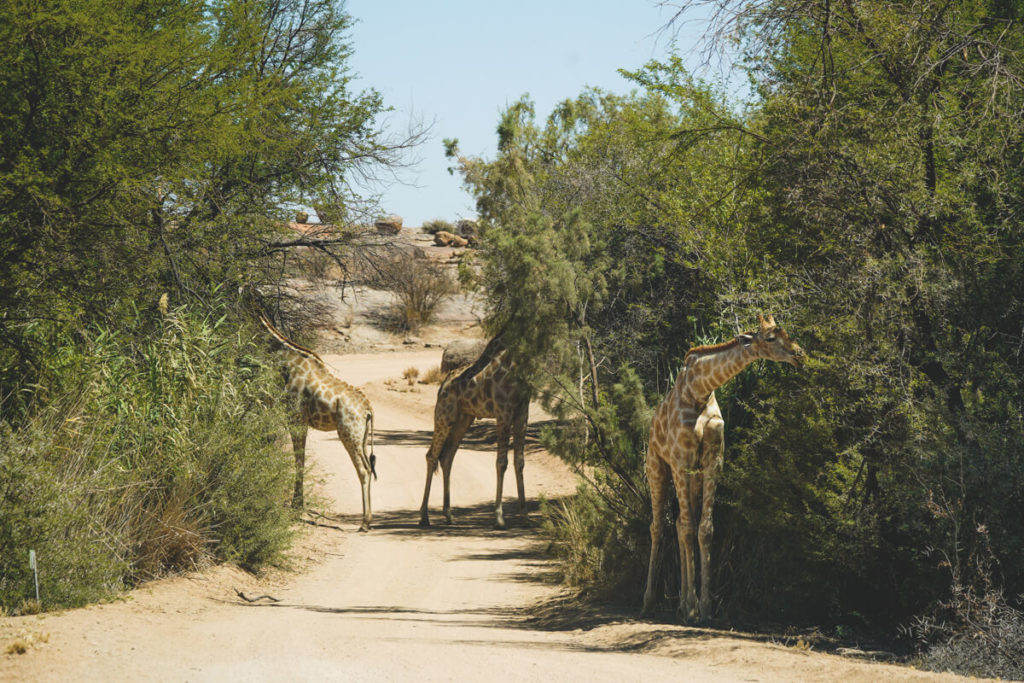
29, 549, 39, 602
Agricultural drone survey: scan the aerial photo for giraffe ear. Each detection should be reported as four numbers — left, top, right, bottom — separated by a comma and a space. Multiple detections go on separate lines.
738, 333, 754, 347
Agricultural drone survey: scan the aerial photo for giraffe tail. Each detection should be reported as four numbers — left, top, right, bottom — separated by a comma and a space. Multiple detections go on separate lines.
365, 411, 377, 480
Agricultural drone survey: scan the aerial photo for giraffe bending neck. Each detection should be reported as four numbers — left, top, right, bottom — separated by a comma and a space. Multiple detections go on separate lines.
420, 340, 530, 530
257, 312, 377, 530
642, 315, 805, 622
677, 340, 758, 405
258, 313, 326, 364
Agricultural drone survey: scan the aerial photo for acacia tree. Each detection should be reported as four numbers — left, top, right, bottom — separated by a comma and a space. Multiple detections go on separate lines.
0, 0, 423, 408
685, 0, 1024, 626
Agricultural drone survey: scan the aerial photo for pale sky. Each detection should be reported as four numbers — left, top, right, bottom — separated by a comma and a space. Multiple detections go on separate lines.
345, 1, 719, 227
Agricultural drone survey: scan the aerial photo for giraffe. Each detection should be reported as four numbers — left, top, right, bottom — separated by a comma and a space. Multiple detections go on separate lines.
419, 336, 530, 530
642, 314, 805, 622
257, 312, 377, 532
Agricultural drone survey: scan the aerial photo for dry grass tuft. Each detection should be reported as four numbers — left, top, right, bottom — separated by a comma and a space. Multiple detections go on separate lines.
402, 366, 420, 386
4, 630, 49, 655
420, 365, 445, 384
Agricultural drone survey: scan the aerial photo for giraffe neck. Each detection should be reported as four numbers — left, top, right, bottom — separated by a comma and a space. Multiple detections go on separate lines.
675, 341, 757, 405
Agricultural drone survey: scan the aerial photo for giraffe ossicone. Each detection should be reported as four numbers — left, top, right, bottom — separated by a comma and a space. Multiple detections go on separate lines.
257, 312, 377, 532
642, 314, 805, 622
420, 336, 530, 530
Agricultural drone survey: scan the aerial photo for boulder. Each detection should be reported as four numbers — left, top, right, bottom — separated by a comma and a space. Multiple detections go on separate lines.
295, 210, 309, 223
441, 339, 488, 375
433, 230, 468, 247
375, 214, 403, 235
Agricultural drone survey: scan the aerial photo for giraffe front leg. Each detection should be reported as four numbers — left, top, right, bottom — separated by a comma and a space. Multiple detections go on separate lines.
642, 456, 671, 615
289, 423, 309, 510
441, 452, 454, 525
697, 420, 725, 622
494, 422, 511, 530
674, 472, 699, 623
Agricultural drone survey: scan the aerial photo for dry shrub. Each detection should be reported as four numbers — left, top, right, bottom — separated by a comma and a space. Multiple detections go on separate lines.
907, 538, 1024, 680
134, 489, 207, 580
423, 218, 455, 234
374, 250, 455, 333
402, 366, 420, 386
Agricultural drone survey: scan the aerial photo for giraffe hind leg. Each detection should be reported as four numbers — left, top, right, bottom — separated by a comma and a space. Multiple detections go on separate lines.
339, 429, 373, 532
441, 414, 474, 525
494, 420, 511, 530
642, 455, 671, 615
289, 423, 309, 510
512, 406, 527, 517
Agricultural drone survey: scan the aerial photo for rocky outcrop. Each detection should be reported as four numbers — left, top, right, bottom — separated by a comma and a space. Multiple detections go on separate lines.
433, 230, 468, 247
375, 215, 403, 235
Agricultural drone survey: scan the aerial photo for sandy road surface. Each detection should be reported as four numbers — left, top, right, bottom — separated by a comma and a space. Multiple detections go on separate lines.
1, 349, 966, 682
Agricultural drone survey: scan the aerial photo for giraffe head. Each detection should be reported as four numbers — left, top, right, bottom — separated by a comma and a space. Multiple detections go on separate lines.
738, 314, 806, 367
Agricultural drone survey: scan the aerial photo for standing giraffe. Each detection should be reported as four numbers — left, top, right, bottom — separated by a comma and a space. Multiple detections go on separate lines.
642, 315, 805, 621
257, 312, 377, 532
419, 337, 530, 530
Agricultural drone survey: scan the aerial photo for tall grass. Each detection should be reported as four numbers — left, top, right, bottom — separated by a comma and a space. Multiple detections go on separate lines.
0, 301, 294, 612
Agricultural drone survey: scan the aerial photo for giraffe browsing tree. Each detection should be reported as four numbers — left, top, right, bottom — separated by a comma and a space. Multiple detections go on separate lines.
257, 312, 378, 532
419, 337, 530, 530
642, 315, 805, 622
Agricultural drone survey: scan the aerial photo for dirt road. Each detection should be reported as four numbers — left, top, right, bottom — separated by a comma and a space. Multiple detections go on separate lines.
1, 348, 965, 682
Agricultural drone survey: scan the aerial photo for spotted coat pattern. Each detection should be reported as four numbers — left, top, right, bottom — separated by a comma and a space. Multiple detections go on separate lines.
642, 315, 805, 621
420, 342, 530, 530
258, 313, 376, 532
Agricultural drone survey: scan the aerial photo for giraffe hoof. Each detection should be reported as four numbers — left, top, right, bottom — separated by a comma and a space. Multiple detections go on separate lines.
358, 523, 371, 533
493, 520, 507, 531
419, 518, 431, 528
676, 607, 700, 624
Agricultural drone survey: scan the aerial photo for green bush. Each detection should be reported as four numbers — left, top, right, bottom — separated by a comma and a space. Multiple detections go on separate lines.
0, 301, 294, 612
422, 219, 455, 235
540, 366, 653, 600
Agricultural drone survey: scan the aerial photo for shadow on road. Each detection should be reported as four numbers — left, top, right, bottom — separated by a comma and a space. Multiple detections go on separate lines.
373, 420, 553, 453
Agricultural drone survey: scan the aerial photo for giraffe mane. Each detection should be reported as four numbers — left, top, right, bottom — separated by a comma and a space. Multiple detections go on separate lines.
452, 333, 506, 383
257, 312, 327, 365
683, 336, 742, 362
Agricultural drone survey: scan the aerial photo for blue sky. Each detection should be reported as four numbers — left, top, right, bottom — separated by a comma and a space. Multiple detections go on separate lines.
344, 1, 717, 227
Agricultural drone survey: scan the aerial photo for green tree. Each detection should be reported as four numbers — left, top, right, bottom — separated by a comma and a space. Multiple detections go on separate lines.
456, 0, 1024, 650
0, 0, 421, 411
